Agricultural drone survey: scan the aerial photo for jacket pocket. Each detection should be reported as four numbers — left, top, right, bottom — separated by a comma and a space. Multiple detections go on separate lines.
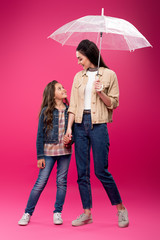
102, 81, 110, 94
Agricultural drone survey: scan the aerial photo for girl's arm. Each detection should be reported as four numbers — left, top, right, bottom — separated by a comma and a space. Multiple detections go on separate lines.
36, 110, 45, 160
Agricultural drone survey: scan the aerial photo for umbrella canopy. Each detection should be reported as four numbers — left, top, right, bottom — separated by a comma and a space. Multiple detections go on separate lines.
48, 8, 152, 52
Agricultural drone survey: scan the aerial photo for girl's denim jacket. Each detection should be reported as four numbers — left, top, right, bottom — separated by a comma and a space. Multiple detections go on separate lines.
36, 104, 71, 160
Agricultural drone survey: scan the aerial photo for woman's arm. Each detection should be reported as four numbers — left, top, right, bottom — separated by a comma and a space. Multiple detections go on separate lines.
95, 80, 111, 107
66, 75, 77, 139
95, 72, 119, 109
65, 112, 75, 139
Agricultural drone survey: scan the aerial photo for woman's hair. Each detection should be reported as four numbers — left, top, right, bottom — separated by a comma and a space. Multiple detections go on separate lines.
39, 80, 69, 133
76, 39, 109, 69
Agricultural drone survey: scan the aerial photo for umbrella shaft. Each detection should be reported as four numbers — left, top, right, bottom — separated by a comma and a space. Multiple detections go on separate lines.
97, 32, 103, 75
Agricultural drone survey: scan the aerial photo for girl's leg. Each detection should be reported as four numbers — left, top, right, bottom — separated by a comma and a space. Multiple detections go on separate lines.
54, 154, 71, 213
25, 156, 56, 215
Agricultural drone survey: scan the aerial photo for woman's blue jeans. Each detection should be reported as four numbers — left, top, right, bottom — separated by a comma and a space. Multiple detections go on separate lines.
25, 154, 71, 215
74, 113, 122, 209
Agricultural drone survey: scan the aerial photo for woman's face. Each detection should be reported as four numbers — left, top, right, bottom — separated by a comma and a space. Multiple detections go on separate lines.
76, 51, 95, 70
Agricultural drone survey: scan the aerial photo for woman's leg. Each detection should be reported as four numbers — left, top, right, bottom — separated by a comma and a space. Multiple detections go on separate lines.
90, 123, 129, 227
90, 123, 122, 206
54, 154, 71, 213
74, 118, 92, 210
25, 156, 56, 215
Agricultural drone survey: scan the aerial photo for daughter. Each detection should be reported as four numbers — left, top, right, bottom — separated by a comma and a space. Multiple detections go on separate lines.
18, 80, 72, 226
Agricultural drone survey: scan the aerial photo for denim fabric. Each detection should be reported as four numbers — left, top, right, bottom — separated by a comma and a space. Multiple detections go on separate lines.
25, 155, 71, 215
74, 113, 122, 209
36, 104, 69, 160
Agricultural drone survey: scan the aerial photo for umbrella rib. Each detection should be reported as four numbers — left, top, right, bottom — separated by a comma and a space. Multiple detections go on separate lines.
63, 20, 77, 34
61, 20, 80, 45
62, 31, 75, 46
123, 35, 133, 51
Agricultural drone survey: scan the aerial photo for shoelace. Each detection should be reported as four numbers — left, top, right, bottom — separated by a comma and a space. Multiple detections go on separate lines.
118, 211, 127, 221
77, 214, 85, 220
55, 213, 61, 220
22, 213, 29, 220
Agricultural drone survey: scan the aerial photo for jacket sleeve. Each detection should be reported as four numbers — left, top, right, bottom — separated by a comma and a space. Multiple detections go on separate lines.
68, 75, 77, 115
36, 110, 45, 160
107, 72, 119, 110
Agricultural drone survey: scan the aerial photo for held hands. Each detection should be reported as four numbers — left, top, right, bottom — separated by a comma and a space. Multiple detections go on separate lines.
63, 128, 72, 147
37, 159, 45, 169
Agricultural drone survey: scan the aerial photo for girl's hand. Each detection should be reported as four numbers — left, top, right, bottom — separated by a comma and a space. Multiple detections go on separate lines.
37, 159, 45, 169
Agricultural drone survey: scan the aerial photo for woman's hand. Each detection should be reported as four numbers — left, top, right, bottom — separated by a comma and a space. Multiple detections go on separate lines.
94, 79, 103, 92
94, 78, 111, 107
63, 112, 75, 147
63, 134, 72, 145
37, 159, 45, 169
63, 134, 72, 148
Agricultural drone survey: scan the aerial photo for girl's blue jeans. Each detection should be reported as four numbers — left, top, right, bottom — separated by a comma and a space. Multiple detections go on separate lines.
74, 113, 122, 209
25, 154, 71, 215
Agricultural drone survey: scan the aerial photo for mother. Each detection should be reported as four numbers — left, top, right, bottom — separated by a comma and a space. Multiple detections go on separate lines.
65, 39, 129, 228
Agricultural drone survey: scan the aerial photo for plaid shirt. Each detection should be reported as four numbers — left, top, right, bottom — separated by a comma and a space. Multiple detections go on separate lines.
44, 109, 72, 156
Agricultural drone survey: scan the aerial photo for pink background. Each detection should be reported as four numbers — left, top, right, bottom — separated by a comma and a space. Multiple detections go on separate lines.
0, 0, 160, 240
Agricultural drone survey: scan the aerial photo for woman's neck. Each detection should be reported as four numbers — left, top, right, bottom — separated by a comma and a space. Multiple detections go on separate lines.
89, 63, 96, 69
55, 100, 65, 110
88, 67, 98, 72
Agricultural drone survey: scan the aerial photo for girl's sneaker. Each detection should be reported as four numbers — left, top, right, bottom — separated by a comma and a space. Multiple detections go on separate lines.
18, 213, 31, 226
53, 212, 63, 225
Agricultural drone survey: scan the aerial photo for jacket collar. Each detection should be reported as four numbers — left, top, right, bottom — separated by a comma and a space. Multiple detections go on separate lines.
54, 103, 69, 112
82, 67, 104, 77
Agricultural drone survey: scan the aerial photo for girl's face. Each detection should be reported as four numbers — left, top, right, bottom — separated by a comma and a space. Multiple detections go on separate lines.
54, 83, 67, 100
76, 51, 95, 70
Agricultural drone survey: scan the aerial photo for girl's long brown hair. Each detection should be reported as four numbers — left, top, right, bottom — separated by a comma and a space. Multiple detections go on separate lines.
39, 80, 69, 134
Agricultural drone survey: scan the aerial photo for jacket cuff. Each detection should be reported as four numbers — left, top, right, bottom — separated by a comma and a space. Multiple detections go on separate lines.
37, 154, 45, 160
107, 97, 119, 110
68, 107, 76, 114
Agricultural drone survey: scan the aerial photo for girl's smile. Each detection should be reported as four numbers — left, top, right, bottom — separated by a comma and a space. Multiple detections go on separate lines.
54, 83, 67, 100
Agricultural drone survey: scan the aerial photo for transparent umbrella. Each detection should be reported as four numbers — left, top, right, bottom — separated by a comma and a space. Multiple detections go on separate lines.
48, 8, 152, 72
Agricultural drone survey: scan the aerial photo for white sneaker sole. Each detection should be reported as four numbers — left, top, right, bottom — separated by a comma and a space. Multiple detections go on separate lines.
18, 220, 30, 226
72, 219, 93, 227
118, 222, 129, 228
54, 221, 63, 225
